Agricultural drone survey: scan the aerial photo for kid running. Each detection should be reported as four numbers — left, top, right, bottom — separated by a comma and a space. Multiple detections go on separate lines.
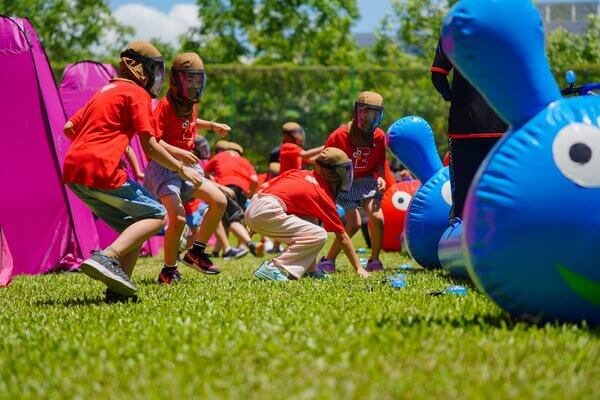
63, 41, 203, 301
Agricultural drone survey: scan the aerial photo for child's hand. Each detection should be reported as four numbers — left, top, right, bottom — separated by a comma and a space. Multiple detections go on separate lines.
179, 165, 203, 187
211, 122, 231, 137
177, 149, 200, 166
357, 267, 370, 279
376, 176, 387, 192
135, 171, 145, 181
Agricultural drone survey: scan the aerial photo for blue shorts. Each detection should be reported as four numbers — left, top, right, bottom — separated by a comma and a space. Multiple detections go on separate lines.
144, 160, 205, 202
186, 202, 209, 229
69, 180, 166, 233
337, 176, 383, 210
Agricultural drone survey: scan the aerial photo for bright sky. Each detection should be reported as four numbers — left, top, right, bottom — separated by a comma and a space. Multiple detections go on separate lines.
109, 0, 394, 46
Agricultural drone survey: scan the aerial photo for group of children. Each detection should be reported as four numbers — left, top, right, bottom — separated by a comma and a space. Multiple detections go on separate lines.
63, 40, 391, 301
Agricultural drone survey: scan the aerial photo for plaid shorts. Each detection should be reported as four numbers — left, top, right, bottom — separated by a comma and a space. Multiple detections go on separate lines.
337, 176, 383, 210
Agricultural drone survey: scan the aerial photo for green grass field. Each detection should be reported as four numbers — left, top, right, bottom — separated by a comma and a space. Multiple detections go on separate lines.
0, 246, 598, 399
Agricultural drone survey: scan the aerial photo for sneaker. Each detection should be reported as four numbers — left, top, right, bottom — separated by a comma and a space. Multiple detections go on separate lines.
157, 267, 181, 284
183, 251, 221, 274
211, 250, 220, 258
305, 270, 331, 280
366, 258, 384, 272
80, 250, 136, 295
222, 247, 249, 260
316, 257, 336, 273
103, 288, 139, 304
248, 241, 265, 257
253, 261, 289, 281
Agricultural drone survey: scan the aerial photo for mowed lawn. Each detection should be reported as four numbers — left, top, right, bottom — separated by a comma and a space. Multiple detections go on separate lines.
0, 242, 598, 399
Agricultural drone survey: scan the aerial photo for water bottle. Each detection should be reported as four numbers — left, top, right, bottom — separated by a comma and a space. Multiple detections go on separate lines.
397, 263, 413, 271
356, 247, 368, 254
386, 273, 406, 289
444, 285, 468, 296
360, 258, 368, 267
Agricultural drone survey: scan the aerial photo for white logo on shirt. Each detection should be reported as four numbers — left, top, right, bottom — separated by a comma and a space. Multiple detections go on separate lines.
182, 120, 190, 129
305, 175, 318, 185
100, 83, 116, 93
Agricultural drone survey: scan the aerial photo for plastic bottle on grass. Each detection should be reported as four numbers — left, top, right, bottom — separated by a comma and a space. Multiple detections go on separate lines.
386, 273, 406, 289
360, 258, 368, 267
444, 285, 467, 296
356, 247, 368, 254
397, 263, 413, 271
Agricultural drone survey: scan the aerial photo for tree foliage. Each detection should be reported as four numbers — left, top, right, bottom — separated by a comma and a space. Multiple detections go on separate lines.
547, 15, 600, 73
182, 0, 362, 65
1, 0, 132, 63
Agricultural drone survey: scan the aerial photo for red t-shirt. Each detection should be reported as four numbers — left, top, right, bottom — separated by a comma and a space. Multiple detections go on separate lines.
258, 170, 345, 233
63, 80, 156, 189
324, 124, 387, 179
279, 142, 303, 173
204, 151, 258, 194
153, 97, 198, 151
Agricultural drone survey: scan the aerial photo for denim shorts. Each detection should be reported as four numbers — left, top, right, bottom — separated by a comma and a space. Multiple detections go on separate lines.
69, 180, 166, 233
144, 160, 205, 202
337, 176, 383, 210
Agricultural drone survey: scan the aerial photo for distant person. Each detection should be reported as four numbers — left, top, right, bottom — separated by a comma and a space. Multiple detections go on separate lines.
317, 91, 387, 273
278, 122, 323, 173
246, 148, 369, 281
431, 39, 508, 220
204, 140, 264, 257
62, 41, 202, 302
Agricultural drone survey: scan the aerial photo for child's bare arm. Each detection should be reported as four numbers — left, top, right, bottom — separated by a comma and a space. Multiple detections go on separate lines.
249, 175, 259, 196
336, 231, 369, 278
300, 145, 324, 164
139, 133, 202, 187
125, 146, 145, 181
376, 161, 387, 192
158, 140, 199, 166
196, 118, 231, 137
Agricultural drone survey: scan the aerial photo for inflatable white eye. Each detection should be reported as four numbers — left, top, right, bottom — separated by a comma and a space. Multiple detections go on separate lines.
442, 181, 453, 205
553, 123, 600, 188
391, 191, 412, 211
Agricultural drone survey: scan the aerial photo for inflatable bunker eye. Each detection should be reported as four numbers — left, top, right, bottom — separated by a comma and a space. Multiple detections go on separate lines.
442, 0, 600, 324
381, 180, 421, 252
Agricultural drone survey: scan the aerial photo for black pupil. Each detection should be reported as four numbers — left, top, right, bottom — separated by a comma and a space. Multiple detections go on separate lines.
397, 197, 404, 204
569, 142, 592, 164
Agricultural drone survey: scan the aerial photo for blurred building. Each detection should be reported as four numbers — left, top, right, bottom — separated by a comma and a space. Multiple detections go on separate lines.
535, 0, 600, 34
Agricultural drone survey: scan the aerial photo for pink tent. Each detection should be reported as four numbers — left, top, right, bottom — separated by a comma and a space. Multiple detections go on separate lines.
59, 61, 162, 256
0, 17, 100, 286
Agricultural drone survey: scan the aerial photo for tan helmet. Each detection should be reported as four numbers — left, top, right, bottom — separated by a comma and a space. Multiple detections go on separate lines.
351, 91, 384, 147
315, 147, 353, 195
119, 40, 164, 98
282, 121, 305, 146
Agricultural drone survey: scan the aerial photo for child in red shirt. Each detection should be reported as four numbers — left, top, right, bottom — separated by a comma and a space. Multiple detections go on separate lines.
144, 52, 234, 283
317, 91, 387, 273
278, 122, 324, 173
204, 140, 264, 256
246, 148, 369, 280
63, 41, 203, 301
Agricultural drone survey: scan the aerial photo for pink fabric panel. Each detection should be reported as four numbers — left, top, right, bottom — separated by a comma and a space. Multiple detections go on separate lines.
0, 17, 79, 278
0, 227, 14, 287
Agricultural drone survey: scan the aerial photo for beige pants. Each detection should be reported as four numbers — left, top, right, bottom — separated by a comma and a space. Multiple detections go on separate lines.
245, 195, 328, 278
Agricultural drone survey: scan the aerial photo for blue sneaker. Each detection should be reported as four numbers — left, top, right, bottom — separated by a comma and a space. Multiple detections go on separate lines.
222, 247, 249, 260
253, 261, 289, 281
305, 270, 331, 280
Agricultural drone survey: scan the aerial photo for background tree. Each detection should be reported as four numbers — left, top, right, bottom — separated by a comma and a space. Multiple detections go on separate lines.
1, 0, 132, 64
182, 0, 362, 65
547, 15, 600, 73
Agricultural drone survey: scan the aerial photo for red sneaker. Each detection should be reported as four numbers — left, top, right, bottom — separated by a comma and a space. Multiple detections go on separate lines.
183, 251, 221, 275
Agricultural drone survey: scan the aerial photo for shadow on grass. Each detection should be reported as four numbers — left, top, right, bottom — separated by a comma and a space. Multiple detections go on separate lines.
35, 297, 106, 307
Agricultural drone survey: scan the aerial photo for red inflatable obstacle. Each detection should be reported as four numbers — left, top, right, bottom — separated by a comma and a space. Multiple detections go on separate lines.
381, 180, 421, 251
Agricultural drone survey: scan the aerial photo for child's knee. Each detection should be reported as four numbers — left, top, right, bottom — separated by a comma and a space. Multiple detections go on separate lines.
170, 214, 187, 229
370, 211, 384, 225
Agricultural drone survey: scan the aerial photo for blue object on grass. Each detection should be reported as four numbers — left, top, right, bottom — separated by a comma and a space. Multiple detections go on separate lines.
387, 274, 407, 289
441, 0, 600, 324
397, 263, 413, 271
444, 285, 468, 297
387, 116, 452, 269
360, 258, 368, 267
356, 247, 368, 254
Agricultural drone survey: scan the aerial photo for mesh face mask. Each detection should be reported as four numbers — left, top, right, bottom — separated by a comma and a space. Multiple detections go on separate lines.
353, 102, 384, 134
317, 159, 354, 194
120, 49, 165, 98
172, 68, 207, 102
